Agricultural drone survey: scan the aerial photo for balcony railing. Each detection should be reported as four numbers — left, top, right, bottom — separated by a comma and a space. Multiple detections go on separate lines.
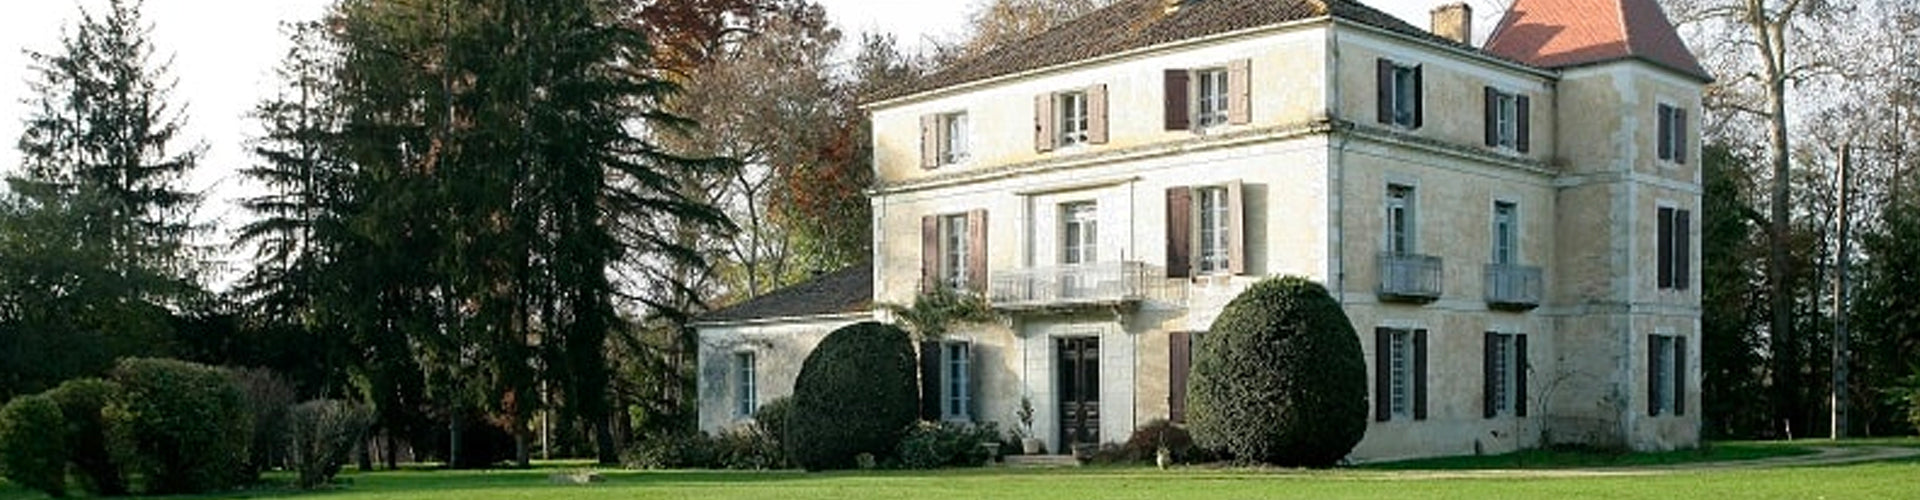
1377, 252, 1443, 303
988, 261, 1182, 311
1484, 263, 1543, 311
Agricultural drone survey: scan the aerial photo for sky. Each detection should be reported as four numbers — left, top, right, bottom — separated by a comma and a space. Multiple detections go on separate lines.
0, 0, 1509, 284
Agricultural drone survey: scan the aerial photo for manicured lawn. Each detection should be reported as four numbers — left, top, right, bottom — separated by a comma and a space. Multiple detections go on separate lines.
1358, 441, 1816, 470
2, 439, 1915, 500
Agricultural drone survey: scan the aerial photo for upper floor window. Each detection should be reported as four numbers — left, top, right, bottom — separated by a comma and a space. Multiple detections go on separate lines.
1648, 333, 1687, 416
922, 210, 987, 293
1375, 327, 1427, 421
1377, 60, 1423, 129
1484, 88, 1531, 153
734, 351, 756, 417
1484, 332, 1528, 418
1658, 103, 1688, 164
1386, 184, 1417, 254
1061, 202, 1098, 265
920, 111, 969, 168
1166, 183, 1243, 278
943, 214, 970, 289
1657, 206, 1692, 290
1036, 85, 1107, 151
1492, 201, 1517, 265
1058, 91, 1089, 146
1196, 186, 1231, 273
1164, 60, 1250, 131
1195, 68, 1229, 127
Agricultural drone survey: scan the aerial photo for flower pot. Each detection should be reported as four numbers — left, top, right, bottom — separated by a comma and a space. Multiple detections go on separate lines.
1021, 437, 1044, 455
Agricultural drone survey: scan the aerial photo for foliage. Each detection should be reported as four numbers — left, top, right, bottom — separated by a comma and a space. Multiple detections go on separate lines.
231, 367, 298, 478
0, 394, 68, 497
623, 431, 719, 470
287, 399, 373, 489
47, 378, 126, 496
713, 427, 787, 470
108, 358, 253, 494
1188, 276, 1368, 467
883, 287, 996, 340
896, 421, 1002, 469
1107, 419, 1206, 465
752, 397, 794, 459
1699, 143, 1772, 438
787, 322, 919, 471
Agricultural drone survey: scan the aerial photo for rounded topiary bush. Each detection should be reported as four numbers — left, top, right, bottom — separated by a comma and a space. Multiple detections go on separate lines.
1188, 276, 1368, 467
786, 321, 918, 471
0, 393, 70, 497
48, 378, 127, 496
109, 358, 254, 494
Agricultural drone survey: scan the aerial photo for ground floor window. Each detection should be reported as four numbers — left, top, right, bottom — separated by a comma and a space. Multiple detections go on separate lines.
734, 351, 756, 417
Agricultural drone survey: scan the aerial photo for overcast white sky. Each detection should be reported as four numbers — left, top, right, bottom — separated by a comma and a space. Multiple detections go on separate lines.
0, 0, 1500, 283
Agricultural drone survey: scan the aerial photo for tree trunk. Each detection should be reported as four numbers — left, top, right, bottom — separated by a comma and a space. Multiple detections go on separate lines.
595, 414, 618, 465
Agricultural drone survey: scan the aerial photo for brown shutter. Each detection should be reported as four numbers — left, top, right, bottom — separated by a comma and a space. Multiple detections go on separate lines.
1675, 107, 1689, 164
1413, 329, 1428, 420
1516, 95, 1532, 153
1228, 58, 1252, 125
1483, 87, 1499, 147
1483, 332, 1498, 419
1169, 331, 1192, 423
1658, 105, 1673, 161
921, 115, 940, 169
967, 209, 987, 293
1164, 69, 1190, 131
1648, 334, 1660, 416
1374, 328, 1391, 422
1677, 209, 1692, 290
1674, 335, 1688, 415
1227, 180, 1247, 275
1657, 207, 1674, 289
1087, 84, 1109, 144
1411, 65, 1424, 129
1035, 93, 1055, 152
1166, 186, 1193, 278
922, 215, 940, 292
1375, 59, 1393, 124
920, 341, 941, 421
1516, 334, 1530, 417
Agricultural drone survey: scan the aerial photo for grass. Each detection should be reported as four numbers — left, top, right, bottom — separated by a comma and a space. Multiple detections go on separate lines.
1358, 441, 1815, 470
1, 439, 1915, 500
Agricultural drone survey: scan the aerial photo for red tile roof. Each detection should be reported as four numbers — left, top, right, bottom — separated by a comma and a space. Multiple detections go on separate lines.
1483, 0, 1711, 81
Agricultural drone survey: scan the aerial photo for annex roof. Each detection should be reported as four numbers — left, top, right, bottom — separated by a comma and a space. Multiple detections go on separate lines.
695, 262, 873, 324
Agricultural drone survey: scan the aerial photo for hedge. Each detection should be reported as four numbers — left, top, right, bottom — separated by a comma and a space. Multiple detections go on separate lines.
48, 378, 126, 495
109, 358, 254, 494
786, 322, 918, 471
0, 394, 68, 497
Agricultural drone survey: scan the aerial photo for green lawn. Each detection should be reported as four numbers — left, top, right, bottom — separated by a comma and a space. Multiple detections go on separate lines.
1358, 440, 1817, 470
2, 440, 1915, 500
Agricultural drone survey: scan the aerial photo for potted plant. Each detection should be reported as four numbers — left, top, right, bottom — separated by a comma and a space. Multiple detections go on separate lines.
1016, 396, 1043, 454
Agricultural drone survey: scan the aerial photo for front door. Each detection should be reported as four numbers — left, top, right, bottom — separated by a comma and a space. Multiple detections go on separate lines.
1057, 337, 1100, 451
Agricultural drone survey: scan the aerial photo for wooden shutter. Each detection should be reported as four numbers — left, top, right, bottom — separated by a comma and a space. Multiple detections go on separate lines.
1169, 331, 1192, 423
1674, 335, 1688, 415
1483, 332, 1498, 419
1516, 95, 1532, 153
921, 115, 940, 169
1087, 84, 1109, 144
967, 209, 987, 293
1227, 180, 1246, 275
1166, 187, 1193, 278
1647, 334, 1659, 416
1675, 107, 1689, 164
921, 215, 940, 292
1164, 69, 1190, 131
1035, 93, 1056, 152
1411, 65, 1424, 129
1658, 105, 1673, 161
1483, 87, 1499, 147
920, 341, 941, 421
1413, 329, 1428, 420
1657, 207, 1674, 289
1228, 58, 1252, 125
1516, 334, 1529, 417
1677, 209, 1692, 290
1374, 328, 1391, 422
1375, 59, 1393, 124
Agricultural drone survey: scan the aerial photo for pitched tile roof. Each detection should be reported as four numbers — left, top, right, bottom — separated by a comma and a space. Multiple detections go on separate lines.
869, 0, 1478, 103
695, 262, 873, 324
1483, 0, 1712, 81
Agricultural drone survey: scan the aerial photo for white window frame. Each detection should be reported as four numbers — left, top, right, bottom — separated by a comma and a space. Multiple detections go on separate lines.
1194, 67, 1229, 128
1058, 91, 1089, 146
1491, 333, 1519, 416
1061, 202, 1098, 265
1388, 330, 1413, 418
1651, 334, 1678, 415
1195, 186, 1231, 273
1386, 184, 1417, 254
942, 214, 970, 290
1390, 63, 1419, 128
734, 351, 756, 417
942, 341, 972, 422
941, 112, 969, 165
1492, 200, 1518, 265
1493, 90, 1518, 150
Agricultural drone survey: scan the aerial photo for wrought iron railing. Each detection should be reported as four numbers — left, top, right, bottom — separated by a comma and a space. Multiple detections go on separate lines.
1484, 263, 1543, 310
987, 261, 1182, 310
1377, 252, 1443, 302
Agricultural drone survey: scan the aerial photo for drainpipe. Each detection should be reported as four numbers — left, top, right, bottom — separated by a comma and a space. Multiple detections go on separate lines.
1328, 22, 1351, 301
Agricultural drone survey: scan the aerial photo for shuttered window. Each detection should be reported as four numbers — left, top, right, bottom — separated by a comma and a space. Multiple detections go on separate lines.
1167, 182, 1245, 278
921, 210, 988, 293
1483, 332, 1529, 418
1658, 206, 1692, 290
1648, 334, 1687, 416
1375, 327, 1427, 421
1482, 87, 1529, 153
1166, 59, 1251, 131
943, 342, 973, 421
1377, 59, 1422, 129
1658, 104, 1688, 164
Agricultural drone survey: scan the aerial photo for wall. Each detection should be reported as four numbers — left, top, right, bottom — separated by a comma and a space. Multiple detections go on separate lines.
694, 315, 869, 434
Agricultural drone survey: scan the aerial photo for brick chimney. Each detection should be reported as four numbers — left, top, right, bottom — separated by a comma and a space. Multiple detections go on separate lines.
1430, 2, 1472, 45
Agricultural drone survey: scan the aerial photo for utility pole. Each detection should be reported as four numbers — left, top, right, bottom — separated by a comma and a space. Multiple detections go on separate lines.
1831, 143, 1852, 440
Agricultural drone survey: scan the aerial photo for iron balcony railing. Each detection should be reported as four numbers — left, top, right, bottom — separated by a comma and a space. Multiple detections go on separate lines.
1484, 263, 1543, 310
987, 261, 1183, 310
1377, 252, 1443, 302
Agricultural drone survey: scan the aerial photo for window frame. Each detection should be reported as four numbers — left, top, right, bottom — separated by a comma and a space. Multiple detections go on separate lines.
942, 341, 972, 422
1390, 63, 1419, 128
1061, 201, 1098, 265
940, 111, 969, 165
1388, 330, 1413, 418
1491, 333, 1518, 415
1657, 103, 1687, 164
734, 351, 757, 417
1492, 200, 1518, 265
1651, 334, 1677, 415
1195, 186, 1232, 273
1493, 91, 1518, 150
1193, 67, 1230, 128
1386, 184, 1417, 254
1058, 91, 1089, 146
942, 214, 970, 290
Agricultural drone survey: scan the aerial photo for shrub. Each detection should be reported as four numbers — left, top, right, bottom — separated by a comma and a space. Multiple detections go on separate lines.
288, 399, 372, 489
623, 432, 717, 469
713, 427, 786, 470
108, 358, 255, 494
752, 397, 794, 462
786, 321, 919, 471
0, 394, 68, 497
231, 368, 298, 479
47, 378, 126, 495
1097, 419, 1207, 465
1188, 276, 1368, 467
896, 421, 1002, 469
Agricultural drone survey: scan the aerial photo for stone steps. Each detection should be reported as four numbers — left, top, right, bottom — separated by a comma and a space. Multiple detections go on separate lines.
1003, 455, 1080, 468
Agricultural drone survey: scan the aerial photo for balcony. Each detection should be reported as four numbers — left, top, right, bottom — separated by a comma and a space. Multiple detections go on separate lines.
988, 261, 1183, 311
1377, 252, 1443, 303
1484, 263, 1543, 311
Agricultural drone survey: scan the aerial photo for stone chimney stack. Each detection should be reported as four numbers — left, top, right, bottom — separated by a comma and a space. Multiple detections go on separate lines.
1430, 2, 1472, 45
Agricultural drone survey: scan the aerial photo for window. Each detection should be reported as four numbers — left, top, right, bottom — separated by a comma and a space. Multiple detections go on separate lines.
1486, 89, 1519, 150
942, 342, 972, 421
1386, 184, 1416, 254
734, 351, 756, 417
942, 112, 968, 164
1375, 327, 1426, 421
1194, 68, 1229, 127
1484, 332, 1528, 418
943, 214, 970, 289
1648, 334, 1687, 416
1196, 186, 1231, 273
1061, 202, 1098, 265
1058, 91, 1089, 146
1657, 206, 1692, 290
1377, 60, 1422, 128
1658, 104, 1688, 164
1492, 201, 1517, 265
1389, 331, 1412, 417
